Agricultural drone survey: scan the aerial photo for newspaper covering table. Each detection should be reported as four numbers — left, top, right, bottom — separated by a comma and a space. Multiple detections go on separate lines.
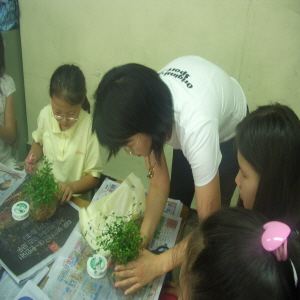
0, 265, 49, 300
40, 178, 182, 300
13, 280, 50, 300
0, 163, 26, 206
0, 175, 80, 283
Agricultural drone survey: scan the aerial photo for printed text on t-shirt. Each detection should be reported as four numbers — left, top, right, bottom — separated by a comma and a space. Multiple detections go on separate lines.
159, 68, 193, 88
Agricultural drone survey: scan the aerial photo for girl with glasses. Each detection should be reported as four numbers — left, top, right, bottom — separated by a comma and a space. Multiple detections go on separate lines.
25, 64, 102, 203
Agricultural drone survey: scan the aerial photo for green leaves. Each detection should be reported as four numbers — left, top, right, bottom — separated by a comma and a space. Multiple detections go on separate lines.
98, 214, 144, 266
86, 209, 144, 267
23, 157, 60, 211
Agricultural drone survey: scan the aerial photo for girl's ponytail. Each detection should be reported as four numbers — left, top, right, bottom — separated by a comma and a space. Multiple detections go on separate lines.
82, 96, 90, 113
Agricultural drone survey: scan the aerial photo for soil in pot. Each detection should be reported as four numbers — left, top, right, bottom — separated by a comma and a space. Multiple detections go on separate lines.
30, 200, 58, 222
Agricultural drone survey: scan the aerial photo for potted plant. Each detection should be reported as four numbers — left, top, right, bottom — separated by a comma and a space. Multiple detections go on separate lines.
23, 157, 60, 221
84, 208, 145, 276
97, 212, 144, 267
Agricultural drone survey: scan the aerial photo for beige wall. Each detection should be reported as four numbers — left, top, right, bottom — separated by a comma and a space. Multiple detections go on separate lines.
18, 0, 300, 189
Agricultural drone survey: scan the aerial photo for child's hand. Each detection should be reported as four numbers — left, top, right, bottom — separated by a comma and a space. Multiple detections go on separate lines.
58, 182, 75, 203
24, 153, 37, 174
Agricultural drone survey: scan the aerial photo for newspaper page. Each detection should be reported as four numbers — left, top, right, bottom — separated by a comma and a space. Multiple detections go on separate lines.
0, 176, 80, 283
0, 163, 26, 206
91, 177, 120, 202
43, 213, 181, 300
13, 280, 50, 300
41, 179, 182, 300
0, 266, 49, 300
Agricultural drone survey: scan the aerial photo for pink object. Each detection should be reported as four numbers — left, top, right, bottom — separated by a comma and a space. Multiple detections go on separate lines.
26, 153, 36, 173
159, 293, 178, 300
261, 221, 291, 261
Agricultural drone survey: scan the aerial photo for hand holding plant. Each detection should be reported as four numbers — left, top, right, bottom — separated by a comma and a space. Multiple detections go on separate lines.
58, 182, 75, 204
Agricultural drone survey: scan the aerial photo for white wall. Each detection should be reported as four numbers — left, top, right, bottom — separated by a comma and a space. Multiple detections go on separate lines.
18, 0, 300, 189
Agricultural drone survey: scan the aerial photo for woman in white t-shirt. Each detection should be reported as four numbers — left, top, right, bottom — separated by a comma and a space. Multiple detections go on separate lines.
0, 33, 18, 169
92, 56, 247, 294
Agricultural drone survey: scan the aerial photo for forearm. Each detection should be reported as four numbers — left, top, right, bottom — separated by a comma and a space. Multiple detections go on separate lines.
0, 93, 17, 145
197, 196, 220, 220
67, 174, 99, 195
195, 172, 221, 220
27, 141, 43, 161
0, 124, 17, 145
141, 185, 169, 247
159, 232, 190, 275
141, 151, 170, 247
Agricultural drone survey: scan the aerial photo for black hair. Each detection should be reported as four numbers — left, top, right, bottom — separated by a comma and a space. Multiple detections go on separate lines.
182, 207, 300, 300
92, 63, 174, 162
235, 103, 300, 231
49, 64, 90, 113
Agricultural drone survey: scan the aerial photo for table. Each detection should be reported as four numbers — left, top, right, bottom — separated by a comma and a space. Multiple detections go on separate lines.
2, 173, 189, 299
0, 178, 82, 283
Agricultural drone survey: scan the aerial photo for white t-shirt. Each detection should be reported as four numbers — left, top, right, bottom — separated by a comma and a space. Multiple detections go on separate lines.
159, 56, 247, 187
0, 74, 16, 165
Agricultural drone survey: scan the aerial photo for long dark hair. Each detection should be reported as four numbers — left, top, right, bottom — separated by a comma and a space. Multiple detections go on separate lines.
235, 103, 300, 230
49, 64, 90, 113
182, 207, 300, 300
92, 63, 174, 162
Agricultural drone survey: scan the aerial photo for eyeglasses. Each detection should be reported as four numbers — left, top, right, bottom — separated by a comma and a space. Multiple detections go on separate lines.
51, 111, 80, 122
123, 136, 140, 155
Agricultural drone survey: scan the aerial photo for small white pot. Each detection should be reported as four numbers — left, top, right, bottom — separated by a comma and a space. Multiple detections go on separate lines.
87, 254, 107, 278
12, 201, 30, 221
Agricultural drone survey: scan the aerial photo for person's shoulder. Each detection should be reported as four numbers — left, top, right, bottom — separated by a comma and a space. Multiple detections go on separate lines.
78, 110, 93, 128
162, 56, 219, 70
1, 74, 15, 90
38, 104, 52, 118
164, 55, 208, 66
80, 109, 91, 121
2, 74, 14, 83
158, 56, 217, 79
40, 104, 51, 112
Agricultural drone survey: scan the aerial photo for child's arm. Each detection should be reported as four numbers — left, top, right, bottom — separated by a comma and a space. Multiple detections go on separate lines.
58, 175, 99, 203
25, 140, 43, 174
0, 93, 17, 145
